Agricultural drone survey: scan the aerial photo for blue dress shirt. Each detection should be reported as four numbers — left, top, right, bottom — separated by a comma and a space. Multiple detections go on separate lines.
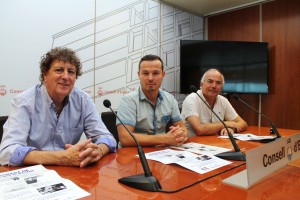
0, 84, 116, 166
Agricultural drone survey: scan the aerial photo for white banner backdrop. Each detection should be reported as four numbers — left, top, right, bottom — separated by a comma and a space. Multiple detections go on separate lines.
0, 0, 203, 116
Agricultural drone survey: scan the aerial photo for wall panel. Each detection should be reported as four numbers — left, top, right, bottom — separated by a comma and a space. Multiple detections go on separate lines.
207, 6, 261, 126
207, 0, 300, 130
0, 0, 203, 115
262, 0, 300, 129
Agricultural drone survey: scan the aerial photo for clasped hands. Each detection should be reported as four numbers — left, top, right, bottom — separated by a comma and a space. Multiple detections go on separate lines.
64, 138, 104, 168
219, 127, 235, 136
167, 125, 188, 146
219, 122, 243, 135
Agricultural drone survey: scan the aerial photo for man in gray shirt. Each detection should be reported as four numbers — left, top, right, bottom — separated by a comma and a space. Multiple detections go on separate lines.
116, 55, 188, 147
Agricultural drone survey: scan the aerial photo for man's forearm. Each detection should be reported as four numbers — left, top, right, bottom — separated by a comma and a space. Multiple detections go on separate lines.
23, 150, 69, 166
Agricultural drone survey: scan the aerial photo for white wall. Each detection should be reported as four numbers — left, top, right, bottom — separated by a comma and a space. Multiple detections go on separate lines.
0, 0, 203, 115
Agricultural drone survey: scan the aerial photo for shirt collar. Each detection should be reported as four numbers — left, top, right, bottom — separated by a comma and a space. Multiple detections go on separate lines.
199, 89, 219, 104
40, 84, 69, 108
138, 86, 163, 104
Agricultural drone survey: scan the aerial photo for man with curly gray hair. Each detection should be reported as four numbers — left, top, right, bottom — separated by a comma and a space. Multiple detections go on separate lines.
0, 47, 116, 167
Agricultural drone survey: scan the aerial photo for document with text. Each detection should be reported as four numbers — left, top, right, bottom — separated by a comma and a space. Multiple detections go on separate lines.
171, 142, 231, 156
0, 165, 90, 200
219, 133, 276, 141
144, 149, 232, 174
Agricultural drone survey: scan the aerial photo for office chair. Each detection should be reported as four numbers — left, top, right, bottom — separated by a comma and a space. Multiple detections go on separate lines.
101, 111, 119, 146
0, 116, 8, 143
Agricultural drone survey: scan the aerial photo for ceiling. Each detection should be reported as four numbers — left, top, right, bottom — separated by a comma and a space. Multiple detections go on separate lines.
160, 0, 269, 16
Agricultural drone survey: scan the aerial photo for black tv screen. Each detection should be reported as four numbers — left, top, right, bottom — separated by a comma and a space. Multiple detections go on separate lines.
180, 40, 269, 94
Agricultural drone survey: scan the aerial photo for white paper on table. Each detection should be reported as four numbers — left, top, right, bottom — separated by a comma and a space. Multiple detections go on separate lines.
171, 142, 231, 156
0, 165, 90, 200
218, 133, 276, 141
144, 149, 232, 174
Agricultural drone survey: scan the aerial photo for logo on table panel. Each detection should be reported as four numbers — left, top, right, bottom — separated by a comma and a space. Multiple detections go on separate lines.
0, 85, 7, 96
287, 138, 293, 161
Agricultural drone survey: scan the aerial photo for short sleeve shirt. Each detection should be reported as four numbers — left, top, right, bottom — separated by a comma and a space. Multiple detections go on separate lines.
116, 86, 182, 135
181, 90, 238, 136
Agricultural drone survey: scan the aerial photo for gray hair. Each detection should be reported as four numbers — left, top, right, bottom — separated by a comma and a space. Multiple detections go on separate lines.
200, 68, 225, 85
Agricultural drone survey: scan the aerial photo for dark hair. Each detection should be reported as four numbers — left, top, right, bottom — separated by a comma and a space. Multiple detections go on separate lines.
138, 54, 164, 71
39, 47, 82, 84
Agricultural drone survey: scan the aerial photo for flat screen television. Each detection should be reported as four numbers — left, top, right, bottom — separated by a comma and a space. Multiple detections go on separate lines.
180, 40, 269, 94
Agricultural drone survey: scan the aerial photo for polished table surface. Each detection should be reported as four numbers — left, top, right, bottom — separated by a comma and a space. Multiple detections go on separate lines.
1, 126, 300, 199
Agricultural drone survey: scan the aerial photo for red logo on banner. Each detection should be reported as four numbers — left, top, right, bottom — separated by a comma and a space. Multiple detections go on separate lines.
98, 87, 103, 96
0, 85, 7, 96
97, 86, 132, 97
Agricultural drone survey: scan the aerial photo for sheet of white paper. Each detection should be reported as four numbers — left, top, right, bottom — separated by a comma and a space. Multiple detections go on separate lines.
218, 133, 276, 141
144, 149, 232, 174
0, 165, 90, 200
171, 142, 231, 155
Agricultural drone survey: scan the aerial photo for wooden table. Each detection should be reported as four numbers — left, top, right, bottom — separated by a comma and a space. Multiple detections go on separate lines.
1, 126, 300, 199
